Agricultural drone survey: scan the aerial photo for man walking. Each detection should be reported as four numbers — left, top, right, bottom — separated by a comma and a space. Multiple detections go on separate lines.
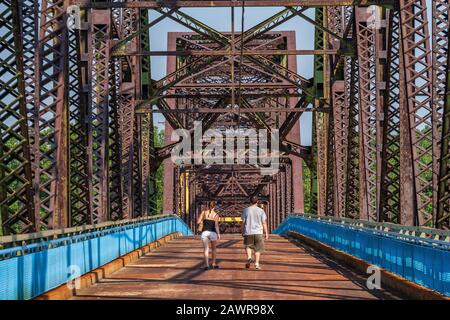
241, 196, 269, 270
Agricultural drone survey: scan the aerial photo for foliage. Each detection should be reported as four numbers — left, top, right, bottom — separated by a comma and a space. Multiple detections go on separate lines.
302, 160, 311, 213
153, 126, 165, 215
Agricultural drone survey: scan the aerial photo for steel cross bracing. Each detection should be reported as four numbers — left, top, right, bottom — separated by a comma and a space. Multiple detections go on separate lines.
1, 0, 450, 236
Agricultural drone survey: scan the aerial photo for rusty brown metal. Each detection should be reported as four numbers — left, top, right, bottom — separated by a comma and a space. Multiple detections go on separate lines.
399, 0, 434, 226
73, 0, 359, 8
3, 0, 450, 237
31, 0, 71, 229
0, 0, 34, 235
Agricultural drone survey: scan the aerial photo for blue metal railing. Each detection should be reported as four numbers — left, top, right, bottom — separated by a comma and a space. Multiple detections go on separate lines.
0, 215, 192, 300
274, 215, 450, 297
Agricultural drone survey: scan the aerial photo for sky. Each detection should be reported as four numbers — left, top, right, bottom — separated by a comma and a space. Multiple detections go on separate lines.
148, 7, 316, 145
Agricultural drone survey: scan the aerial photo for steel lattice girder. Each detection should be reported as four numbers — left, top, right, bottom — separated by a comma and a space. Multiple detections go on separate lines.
69, 22, 92, 227
329, 6, 348, 218
0, 0, 34, 235
90, 10, 111, 223
355, 6, 388, 221
2, 0, 450, 235
72, 0, 393, 8
313, 6, 328, 216
163, 30, 303, 229
32, 0, 70, 229
399, 0, 435, 226
436, 0, 450, 229
379, 9, 401, 224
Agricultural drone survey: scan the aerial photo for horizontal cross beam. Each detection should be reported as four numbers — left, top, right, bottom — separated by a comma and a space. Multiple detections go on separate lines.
135, 107, 330, 114
72, 1, 358, 9
112, 49, 339, 57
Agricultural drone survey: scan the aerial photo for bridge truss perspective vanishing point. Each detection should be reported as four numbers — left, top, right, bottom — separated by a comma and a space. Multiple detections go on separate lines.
1, 0, 450, 239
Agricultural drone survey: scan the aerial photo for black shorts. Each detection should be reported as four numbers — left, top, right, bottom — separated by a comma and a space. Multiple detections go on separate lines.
243, 234, 264, 252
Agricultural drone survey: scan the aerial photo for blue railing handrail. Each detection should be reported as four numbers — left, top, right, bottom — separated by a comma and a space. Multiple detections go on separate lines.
289, 213, 450, 241
275, 215, 450, 297
283, 215, 450, 251
0, 214, 176, 249
0, 215, 184, 260
0, 215, 193, 300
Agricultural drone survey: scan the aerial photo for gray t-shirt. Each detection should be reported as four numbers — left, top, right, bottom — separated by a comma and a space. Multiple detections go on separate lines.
241, 206, 267, 235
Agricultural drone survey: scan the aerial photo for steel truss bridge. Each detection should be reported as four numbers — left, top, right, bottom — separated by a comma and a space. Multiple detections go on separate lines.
1, 0, 450, 300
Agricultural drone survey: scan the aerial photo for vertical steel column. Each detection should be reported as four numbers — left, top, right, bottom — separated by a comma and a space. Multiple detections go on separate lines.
379, 9, 401, 223
315, 7, 329, 216
399, 0, 434, 225
434, 0, 450, 228
140, 8, 156, 216
18, 0, 39, 228
90, 10, 111, 223
276, 171, 281, 227
437, 2, 450, 229
280, 167, 286, 222
108, 1, 123, 221
162, 32, 177, 215
355, 6, 388, 221
108, 54, 124, 221
133, 115, 143, 217
343, 7, 360, 219
325, 112, 335, 216
0, 0, 34, 235
344, 54, 361, 219
119, 87, 135, 218
69, 6, 92, 226
325, 6, 345, 216
309, 119, 318, 214
331, 80, 347, 217
33, 0, 70, 229
118, 5, 139, 219
286, 162, 293, 217
355, 6, 377, 220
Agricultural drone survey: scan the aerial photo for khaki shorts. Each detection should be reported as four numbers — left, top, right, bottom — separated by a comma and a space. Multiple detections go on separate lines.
243, 234, 264, 252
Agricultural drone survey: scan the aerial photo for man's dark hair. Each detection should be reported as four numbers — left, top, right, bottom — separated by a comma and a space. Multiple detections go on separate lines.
250, 196, 259, 205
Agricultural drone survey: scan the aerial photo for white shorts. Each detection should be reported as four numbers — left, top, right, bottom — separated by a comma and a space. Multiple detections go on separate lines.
201, 231, 218, 241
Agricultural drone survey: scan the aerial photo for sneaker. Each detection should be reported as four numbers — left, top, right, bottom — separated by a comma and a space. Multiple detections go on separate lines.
245, 258, 253, 269
255, 264, 261, 270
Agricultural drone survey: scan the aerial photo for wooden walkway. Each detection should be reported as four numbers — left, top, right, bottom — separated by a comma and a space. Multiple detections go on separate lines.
71, 235, 400, 300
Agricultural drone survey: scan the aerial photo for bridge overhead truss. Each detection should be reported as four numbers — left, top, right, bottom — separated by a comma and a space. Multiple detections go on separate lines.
1, 0, 450, 235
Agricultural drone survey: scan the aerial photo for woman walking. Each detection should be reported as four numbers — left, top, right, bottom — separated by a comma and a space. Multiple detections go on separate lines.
198, 202, 221, 270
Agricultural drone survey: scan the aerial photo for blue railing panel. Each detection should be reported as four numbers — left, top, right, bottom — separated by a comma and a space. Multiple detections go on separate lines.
0, 216, 192, 300
274, 216, 450, 296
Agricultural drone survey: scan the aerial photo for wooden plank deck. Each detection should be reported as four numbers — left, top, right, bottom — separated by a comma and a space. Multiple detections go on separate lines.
70, 235, 400, 300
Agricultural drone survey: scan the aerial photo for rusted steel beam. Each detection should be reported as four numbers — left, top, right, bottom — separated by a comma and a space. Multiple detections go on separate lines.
90, 10, 111, 224
72, 1, 358, 8
331, 81, 348, 218
344, 55, 360, 219
32, 0, 70, 229
379, 9, 401, 224
0, 0, 35, 235
112, 49, 339, 57
436, 0, 450, 229
399, 0, 434, 226
342, 6, 359, 220
69, 6, 93, 227
355, 6, 388, 221
434, 0, 450, 229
